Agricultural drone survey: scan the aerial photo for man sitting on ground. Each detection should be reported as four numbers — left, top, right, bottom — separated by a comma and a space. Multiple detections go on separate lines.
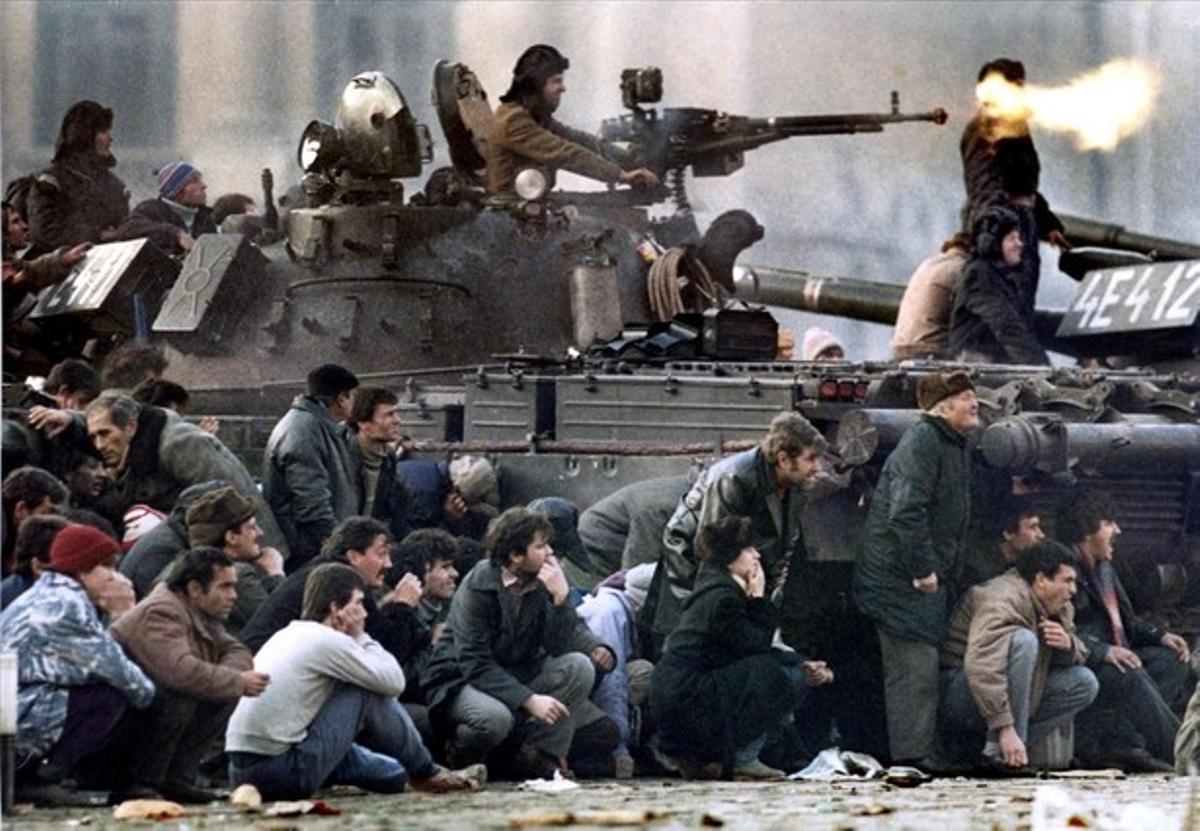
226, 563, 478, 799
1061, 493, 1195, 771
959, 496, 1045, 590
111, 548, 268, 803
940, 540, 1098, 772
0, 525, 154, 805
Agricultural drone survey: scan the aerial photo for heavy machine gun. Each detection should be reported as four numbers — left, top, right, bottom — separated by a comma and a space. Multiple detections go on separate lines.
598, 67, 947, 206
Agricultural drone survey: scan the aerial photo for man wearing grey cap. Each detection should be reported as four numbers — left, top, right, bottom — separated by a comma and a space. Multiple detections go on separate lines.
854, 371, 979, 771
185, 485, 285, 636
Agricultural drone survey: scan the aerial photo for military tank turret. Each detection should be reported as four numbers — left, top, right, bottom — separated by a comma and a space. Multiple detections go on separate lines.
10, 62, 1198, 621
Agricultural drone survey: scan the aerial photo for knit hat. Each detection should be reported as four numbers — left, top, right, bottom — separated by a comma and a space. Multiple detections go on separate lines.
49, 524, 121, 575
917, 371, 975, 411
121, 504, 166, 551
802, 327, 844, 361
156, 161, 201, 201
185, 486, 257, 547
624, 562, 657, 610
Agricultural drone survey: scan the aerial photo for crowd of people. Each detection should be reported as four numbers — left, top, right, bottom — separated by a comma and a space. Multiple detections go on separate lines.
1, 45, 1198, 812
1, 357, 1197, 808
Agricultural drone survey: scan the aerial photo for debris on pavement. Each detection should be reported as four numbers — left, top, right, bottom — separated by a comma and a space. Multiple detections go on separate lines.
229, 783, 263, 809
508, 808, 665, 827
111, 799, 185, 821
517, 770, 582, 793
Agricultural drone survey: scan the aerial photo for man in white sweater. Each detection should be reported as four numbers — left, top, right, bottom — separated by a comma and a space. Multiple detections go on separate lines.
225, 563, 479, 799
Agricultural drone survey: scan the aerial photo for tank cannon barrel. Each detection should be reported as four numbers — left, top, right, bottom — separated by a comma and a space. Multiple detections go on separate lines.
836, 409, 1189, 472
1059, 215, 1200, 262
732, 265, 904, 325
981, 414, 1200, 475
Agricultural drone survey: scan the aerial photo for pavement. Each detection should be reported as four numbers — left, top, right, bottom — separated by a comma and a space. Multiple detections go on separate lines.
4, 774, 1195, 830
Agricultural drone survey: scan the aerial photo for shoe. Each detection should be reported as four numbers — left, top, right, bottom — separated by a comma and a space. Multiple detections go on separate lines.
1100, 748, 1174, 774
158, 779, 220, 804
975, 756, 1037, 778
108, 780, 164, 805
411, 765, 482, 793
732, 758, 786, 781
653, 749, 723, 781
15, 781, 108, 808
506, 743, 561, 781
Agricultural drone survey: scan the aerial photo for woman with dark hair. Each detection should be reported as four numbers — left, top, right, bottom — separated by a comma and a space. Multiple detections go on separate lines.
649, 516, 801, 780
26, 100, 130, 254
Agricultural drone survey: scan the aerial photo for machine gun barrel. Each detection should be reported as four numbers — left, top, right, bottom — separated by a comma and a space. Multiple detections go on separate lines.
1059, 215, 1200, 261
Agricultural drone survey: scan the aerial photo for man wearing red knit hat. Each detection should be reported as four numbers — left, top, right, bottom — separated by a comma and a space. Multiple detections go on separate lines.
0, 524, 155, 806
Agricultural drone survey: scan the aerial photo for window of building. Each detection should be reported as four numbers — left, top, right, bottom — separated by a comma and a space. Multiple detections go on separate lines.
34, 4, 177, 149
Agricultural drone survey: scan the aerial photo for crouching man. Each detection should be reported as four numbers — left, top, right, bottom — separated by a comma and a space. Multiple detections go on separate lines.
111, 548, 267, 803
423, 507, 618, 779
939, 541, 1098, 772
225, 563, 477, 799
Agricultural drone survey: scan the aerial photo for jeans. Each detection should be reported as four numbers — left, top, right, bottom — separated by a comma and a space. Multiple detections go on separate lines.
229, 684, 435, 800
942, 628, 1098, 760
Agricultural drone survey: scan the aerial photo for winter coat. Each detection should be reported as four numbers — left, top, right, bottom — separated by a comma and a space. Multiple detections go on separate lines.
26, 155, 130, 254
421, 559, 608, 713
949, 255, 1049, 365
650, 564, 797, 763
115, 197, 217, 252
576, 587, 641, 755
356, 445, 409, 542
238, 555, 430, 677
486, 101, 623, 195
854, 414, 971, 646
891, 247, 969, 360
0, 572, 154, 763
959, 115, 1063, 242
111, 583, 252, 701
578, 475, 691, 578
1070, 554, 1165, 667
74, 406, 287, 556
654, 447, 806, 639
263, 395, 362, 566
941, 570, 1087, 730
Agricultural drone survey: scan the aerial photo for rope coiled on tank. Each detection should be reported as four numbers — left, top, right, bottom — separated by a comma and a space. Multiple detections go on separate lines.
647, 247, 718, 321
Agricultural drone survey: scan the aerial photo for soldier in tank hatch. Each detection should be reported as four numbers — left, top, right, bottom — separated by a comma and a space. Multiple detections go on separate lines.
486, 44, 660, 196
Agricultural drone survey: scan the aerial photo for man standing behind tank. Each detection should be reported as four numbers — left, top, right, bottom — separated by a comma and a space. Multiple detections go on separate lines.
649, 412, 825, 651
486, 44, 660, 196
263, 364, 361, 568
854, 372, 978, 770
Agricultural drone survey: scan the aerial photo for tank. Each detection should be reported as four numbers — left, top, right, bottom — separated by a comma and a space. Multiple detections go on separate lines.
9, 63, 1199, 624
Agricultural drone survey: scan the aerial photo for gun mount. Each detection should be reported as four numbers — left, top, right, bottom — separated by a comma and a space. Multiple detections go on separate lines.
599, 67, 947, 206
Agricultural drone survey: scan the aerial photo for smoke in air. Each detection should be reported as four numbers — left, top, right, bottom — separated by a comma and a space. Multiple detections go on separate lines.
975, 59, 1161, 152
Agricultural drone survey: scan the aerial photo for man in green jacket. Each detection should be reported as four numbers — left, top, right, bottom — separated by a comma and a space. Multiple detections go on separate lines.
485, 44, 659, 196
854, 371, 978, 768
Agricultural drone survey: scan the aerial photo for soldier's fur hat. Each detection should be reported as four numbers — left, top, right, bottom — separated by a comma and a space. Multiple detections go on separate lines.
501, 44, 569, 103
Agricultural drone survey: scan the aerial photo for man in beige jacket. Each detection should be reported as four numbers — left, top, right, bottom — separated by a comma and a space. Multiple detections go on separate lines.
485, 44, 659, 197
939, 540, 1097, 772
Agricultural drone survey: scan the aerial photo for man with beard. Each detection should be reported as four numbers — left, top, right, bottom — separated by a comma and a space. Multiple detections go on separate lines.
26, 100, 130, 255
485, 44, 659, 196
